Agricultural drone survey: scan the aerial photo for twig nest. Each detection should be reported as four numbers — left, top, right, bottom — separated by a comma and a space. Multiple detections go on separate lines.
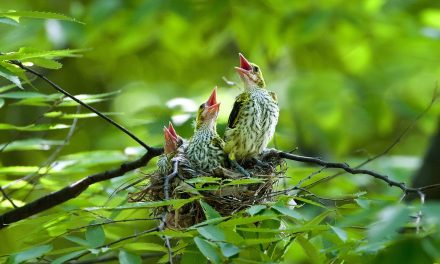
129, 150, 286, 229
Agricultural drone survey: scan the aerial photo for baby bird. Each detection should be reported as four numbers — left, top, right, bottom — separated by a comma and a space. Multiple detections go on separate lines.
224, 53, 279, 174
185, 87, 226, 173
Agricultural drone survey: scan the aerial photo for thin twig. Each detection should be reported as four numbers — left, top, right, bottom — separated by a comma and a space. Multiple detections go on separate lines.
8, 60, 152, 151
0, 187, 16, 208
67, 227, 160, 263
303, 87, 439, 190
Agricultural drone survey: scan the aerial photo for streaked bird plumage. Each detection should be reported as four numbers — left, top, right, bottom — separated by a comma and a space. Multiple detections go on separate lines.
224, 53, 279, 162
185, 87, 226, 173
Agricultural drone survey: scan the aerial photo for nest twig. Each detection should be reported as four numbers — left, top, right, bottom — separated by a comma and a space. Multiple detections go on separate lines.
129, 150, 286, 229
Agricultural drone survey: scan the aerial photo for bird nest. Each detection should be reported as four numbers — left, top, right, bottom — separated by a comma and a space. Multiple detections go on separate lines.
128, 150, 286, 229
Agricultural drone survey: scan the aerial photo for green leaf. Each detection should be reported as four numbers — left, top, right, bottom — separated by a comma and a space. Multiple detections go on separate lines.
368, 205, 409, 242
0, 166, 40, 176
0, 123, 70, 131
224, 178, 263, 185
272, 205, 303, 219
0, 138, 64, 152
0, 10, 83, 24
0, 64, 22, 89
52, 250, 88, 264
123, 242, 167, 252
246, 205, 266, 216
220, 215, 275, 227
0, 48, 86, 61
194, 237, 222, 264
185, 176, 222, 184
0, 98, 4, 108
28, 58, 63, 69
90, 197, 200, 211
7, 244, 53, 264
219, 242, 240, 258
119, 250, 141, 264
197, 225, 243, 244
0, 91, 46, 99
64, 236, 91, 247
294, 196, 327, 208
296, 235, 321, 264
85, 224, 105, 248
199, 200, 221, 220
329, 225, 348, 242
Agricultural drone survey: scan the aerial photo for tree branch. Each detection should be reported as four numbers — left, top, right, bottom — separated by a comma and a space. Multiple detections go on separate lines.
8, 60, 152, 151
277, 151, 424, 195
0, 148, 162, 229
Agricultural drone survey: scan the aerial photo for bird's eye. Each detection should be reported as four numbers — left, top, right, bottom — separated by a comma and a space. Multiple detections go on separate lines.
253, 66, 259, 73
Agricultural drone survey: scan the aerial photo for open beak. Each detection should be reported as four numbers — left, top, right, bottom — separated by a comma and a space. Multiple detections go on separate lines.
168, 122, 178, 139
163, 126, 178, 154
235, 53, 252, 79
205, 87, 220, 119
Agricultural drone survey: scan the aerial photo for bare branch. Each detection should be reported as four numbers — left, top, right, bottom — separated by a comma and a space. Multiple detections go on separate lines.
277, 151, 423, 196
0, 148, 162, 229
0, 187, 17, 208
8, 60, 152, 151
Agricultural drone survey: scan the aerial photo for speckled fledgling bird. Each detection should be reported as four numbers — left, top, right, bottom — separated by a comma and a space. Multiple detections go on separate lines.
185, 87, 226, 173
157, 122, 184, 176
224, 53, 279, 173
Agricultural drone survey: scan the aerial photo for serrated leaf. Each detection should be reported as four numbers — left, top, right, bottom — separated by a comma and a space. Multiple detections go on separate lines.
0, 10, 83, 24
7, 244, 53, 264
199, 200, 221, 220
85, 224, 105, 248
194, 237, 222, 264
119, 250, 141, 264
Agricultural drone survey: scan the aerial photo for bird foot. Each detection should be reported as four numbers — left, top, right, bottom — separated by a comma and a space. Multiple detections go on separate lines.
252, 158, 273, 170
230, 159, 252, 178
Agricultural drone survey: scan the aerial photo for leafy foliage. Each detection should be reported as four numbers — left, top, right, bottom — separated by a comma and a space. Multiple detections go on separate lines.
0, 1, 440, 264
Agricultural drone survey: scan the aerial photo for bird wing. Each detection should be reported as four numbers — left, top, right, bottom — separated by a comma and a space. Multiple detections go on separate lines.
269, 91, 278, 104
227, 93, 248, 129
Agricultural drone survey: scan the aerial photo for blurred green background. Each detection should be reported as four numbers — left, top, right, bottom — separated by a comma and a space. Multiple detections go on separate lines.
1, 0, 439, 159
1, 1, 440, 263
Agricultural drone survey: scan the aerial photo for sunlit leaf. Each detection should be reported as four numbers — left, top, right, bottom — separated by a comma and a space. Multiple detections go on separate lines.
0, 123, 69, 131
0, 10, 83, 24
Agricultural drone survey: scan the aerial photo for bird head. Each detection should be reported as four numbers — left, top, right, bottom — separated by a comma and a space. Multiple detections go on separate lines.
196, 87, 220, 129
163, 122, 181, 154
235, 53, 265, 89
